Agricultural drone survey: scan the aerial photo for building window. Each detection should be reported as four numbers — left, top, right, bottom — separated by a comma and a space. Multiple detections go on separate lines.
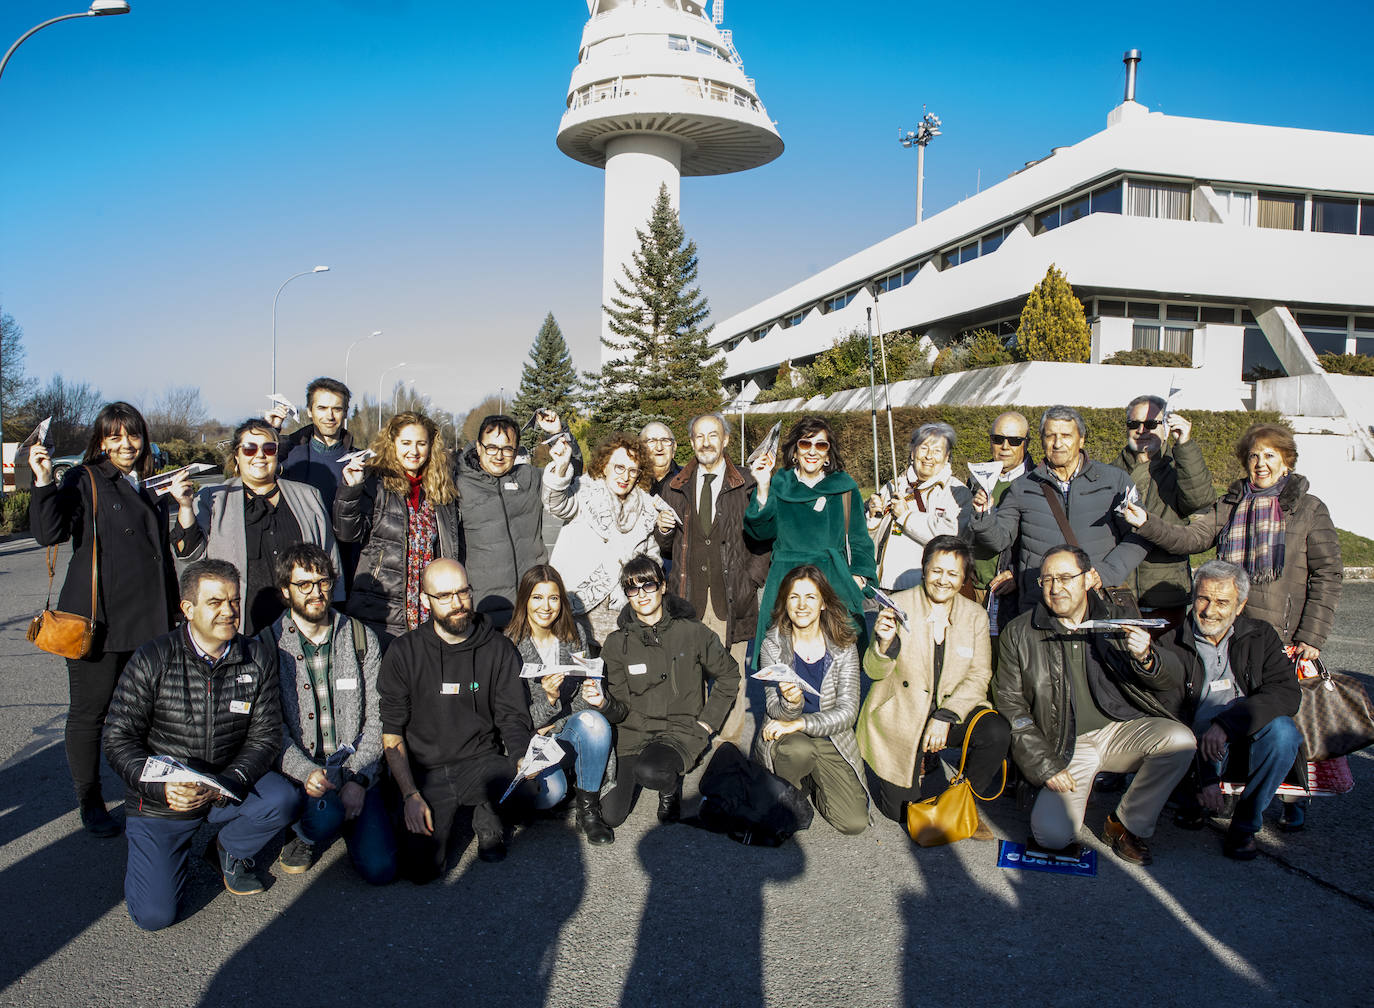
959, 240, 979, 264
1127, 302, 1161, 320
1061, 193, 1090, 227
1097, 300, 1126, 317
1034, 206, 1060, 234
1242, 327, 1287, 381
1134, 325, 1194, 357
1166, 305, 1199, 322
1258, 191, 1303, 230
981, 228, 1005, 255
1090, 182, 1122, 214
668, 35, 690, 52
1212, 187, 1255, 226
1200, 306, 1237, 324
1363, 200, 1374, 237
822, 290, 855, 313
1313, 196, 1358, 235
1126, 180, 1190, 220
781, 309, 807, 329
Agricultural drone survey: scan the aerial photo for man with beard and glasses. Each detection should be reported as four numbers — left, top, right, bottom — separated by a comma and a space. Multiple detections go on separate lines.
379, 558, 534, 880
263, 544, 396, 884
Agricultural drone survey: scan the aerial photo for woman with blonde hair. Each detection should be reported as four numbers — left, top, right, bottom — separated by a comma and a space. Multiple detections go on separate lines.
334, 412, 462, 642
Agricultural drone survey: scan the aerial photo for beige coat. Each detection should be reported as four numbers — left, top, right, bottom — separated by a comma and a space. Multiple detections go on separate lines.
857, 588, 993, 788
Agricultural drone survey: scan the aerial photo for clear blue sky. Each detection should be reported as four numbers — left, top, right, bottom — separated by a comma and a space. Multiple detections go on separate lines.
3, 0, 1371, 425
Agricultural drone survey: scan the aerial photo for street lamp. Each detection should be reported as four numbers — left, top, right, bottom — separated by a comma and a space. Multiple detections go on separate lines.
344, 330, 382, 391
271, 265, 329, 394
0, 1, 130, 499
898, 107, 942, 224
378, 362, 410, 427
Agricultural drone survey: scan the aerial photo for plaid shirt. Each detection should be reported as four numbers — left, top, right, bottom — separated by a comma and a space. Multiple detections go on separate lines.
300, 631, 338, 756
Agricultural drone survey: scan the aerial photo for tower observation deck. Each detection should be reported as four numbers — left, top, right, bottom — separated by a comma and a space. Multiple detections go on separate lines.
557, 0, 783, 365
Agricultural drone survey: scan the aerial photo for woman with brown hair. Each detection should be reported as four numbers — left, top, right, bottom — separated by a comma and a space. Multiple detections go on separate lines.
334, 411, 462, 642
177, 417, 339, 635
755, 564, 870, 835
29, 402, 192, 836
505, 564, 615, 844
542, 433, 675, 645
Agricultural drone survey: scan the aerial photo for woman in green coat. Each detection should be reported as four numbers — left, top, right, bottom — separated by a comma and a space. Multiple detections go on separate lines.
745, 417, 878, 666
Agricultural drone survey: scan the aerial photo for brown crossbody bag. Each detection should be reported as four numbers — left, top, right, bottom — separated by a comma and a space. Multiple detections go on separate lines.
29, 469, 100, 660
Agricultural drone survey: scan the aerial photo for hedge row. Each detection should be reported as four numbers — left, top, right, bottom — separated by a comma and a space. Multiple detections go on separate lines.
735, 405, 1285, 496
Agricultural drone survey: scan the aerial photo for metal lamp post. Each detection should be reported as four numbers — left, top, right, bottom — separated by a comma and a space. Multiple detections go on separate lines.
377, 362, 410, 427
271, 265, 329, 394
898, 108, 942, 224
344, 330, 382, 391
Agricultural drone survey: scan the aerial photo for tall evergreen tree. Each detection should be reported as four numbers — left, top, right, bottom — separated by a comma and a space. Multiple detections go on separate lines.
584, 184, 724, 438
1015, 263, 1091, 363
511, 312, 578, 421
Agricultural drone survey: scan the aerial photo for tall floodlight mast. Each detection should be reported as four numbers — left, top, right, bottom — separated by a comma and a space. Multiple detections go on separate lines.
558, 0, 783, 365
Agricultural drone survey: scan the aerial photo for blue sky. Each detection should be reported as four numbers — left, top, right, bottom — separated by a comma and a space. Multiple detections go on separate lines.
2, 0, 1371, 425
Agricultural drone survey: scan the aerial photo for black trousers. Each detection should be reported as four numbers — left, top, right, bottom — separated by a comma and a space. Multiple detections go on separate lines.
401, 753, 515, 884
66, 650, 133, 799
868, 710, 1011, 823
600, 742, 685, 828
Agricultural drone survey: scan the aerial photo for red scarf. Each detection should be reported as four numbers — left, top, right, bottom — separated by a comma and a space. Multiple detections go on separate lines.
405, 472, 424, 508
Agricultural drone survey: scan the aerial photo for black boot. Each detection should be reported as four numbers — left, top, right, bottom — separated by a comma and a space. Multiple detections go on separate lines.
574, 789, 615, 846
78, 788, 121, 839
656, 784, 682, 824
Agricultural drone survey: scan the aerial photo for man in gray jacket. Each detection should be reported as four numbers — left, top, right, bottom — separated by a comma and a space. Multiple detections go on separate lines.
970, 405, 1149, 614
263, 543, 395, 884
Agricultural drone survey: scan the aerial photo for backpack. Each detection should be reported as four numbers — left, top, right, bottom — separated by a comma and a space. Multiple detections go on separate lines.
691, 742, 813, 847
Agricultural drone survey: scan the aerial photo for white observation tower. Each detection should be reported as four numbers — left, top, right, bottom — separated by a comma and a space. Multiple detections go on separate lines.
557, 0, 783, 364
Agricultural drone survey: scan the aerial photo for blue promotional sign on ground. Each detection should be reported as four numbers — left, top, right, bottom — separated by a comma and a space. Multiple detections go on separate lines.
997, 840, 1097, 877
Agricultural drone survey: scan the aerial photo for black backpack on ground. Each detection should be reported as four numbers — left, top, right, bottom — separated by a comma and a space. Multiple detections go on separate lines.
689, 742, 813, 847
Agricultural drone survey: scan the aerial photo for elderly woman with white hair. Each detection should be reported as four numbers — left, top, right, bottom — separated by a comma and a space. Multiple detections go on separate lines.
868, 421, 972, 591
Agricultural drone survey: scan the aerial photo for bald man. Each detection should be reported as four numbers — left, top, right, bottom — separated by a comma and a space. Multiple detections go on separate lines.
640, 421, 681, 494
970, 411, 1033, 620
379, 559, 533, 880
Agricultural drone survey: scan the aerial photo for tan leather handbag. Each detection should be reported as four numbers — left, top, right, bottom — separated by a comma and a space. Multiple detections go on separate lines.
905, 707, 1007, 847
28, 470, 100, 660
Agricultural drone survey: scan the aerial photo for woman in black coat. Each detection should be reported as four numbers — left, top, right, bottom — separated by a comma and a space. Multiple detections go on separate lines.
27, 402, 193, 837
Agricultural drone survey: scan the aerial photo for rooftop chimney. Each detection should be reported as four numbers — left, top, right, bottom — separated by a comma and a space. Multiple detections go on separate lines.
1123, 49, 1141, 102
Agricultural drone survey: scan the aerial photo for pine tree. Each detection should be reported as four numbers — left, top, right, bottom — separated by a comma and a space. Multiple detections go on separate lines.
1015, 263, 1091, 363
584, 184, 724, 438
511, 312, 578, 422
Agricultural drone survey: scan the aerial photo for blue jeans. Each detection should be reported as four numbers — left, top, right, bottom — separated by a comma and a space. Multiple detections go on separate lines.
1206, 715, 1303, 835
295, 783, 397, 886
124, 771, 299, 931
531, 709, 613, 808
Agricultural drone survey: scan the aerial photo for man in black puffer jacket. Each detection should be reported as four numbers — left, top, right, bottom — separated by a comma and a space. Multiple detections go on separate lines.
104, 560, 295, 931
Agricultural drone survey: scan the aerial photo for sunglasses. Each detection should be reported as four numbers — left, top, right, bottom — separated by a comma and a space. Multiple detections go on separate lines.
989, 435, 1026, 447
797, 438, 830, 452
1126, 419, 1164, 431
238, 442, 279, 457
624, 580, 662, 597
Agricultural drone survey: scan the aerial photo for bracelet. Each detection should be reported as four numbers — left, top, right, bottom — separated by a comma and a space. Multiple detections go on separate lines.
404, 790, 420, 801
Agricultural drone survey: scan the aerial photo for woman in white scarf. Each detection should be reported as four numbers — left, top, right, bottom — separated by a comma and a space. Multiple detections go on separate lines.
867, 422, 973, 591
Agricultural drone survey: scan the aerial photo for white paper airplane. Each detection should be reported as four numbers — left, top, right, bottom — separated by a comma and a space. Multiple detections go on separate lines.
750, 662, 821, 697
139, 755, 241, 800
1069, 617, 1170, 632
18, 416, 53, 453
339, 448, 376, 468
967, 461, 1003, 499
1114, 483, 1142, 516
870, 586, 911, 631
500, 735, 566, 802
746, 421, 782, 468
144, 463, 217, 495
520, 653, 606, 680
266, 394, 300, 422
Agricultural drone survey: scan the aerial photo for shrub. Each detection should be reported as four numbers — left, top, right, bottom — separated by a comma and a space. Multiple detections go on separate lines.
932, 329, 1014, 376
1318, 353, 1374, 377
2, 490, 30, 534
1015, 264, 1090, 363
1101, 348, 1193, 368
158, 438, 224, 470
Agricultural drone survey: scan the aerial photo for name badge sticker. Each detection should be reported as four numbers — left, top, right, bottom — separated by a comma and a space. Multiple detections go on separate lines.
229, 700, 252, 715
956, 646, 974, 658
441, 683, 463, 695
628, 663, 648, 676
503, 481, 519, 491
335, 678, 358, 690
813, 497, 826, 512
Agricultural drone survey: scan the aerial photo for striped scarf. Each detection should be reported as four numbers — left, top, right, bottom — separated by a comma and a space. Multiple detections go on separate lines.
1219, 476, 1287, 584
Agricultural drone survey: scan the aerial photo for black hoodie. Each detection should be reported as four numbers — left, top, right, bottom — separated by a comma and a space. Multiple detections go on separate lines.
378, 614, 533, 770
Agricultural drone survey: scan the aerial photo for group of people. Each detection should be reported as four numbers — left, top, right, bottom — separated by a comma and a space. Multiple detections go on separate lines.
26, 377, 1343, 931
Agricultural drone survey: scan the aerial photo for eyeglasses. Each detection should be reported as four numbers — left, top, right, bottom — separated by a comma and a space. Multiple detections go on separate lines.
797, 438, 830, 452
238, 442, 279, 457
989, 435, 1026, 447
644, 437, 675, 448
610, 463, 640, 479
479, 443, 517, 459
290, 577, 333, 595
1126, 419, 1164, 431
424, 587, 473, 605
1037, 571, 1086, 589
624, 580, 662, 597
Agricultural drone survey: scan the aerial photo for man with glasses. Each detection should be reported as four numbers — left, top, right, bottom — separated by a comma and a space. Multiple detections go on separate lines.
597, 556, 741, 827
970, 405, 1148, 617
454, 411, 581, 629
656, 413, 769, 745
640, 421, 680, 494
995, 545, 1194, 864
262, 543, 396, 884
378, 558, 533, 879
969, 411, 1032, 617
1109, 395, 1214, 628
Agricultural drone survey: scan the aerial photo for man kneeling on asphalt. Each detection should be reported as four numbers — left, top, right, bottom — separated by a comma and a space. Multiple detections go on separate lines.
1152, 560, 1302, 861
264, 543, 397, 884
994, 545, 1195, 865
104, 560, 297, 930
380, 558, 534, 882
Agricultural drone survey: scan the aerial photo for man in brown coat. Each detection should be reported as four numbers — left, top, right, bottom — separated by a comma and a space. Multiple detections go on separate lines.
656, 413, 770, 745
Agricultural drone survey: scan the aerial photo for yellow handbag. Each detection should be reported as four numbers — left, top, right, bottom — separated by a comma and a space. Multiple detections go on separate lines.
905, 707, 1007, 847
28, 469, 100, 661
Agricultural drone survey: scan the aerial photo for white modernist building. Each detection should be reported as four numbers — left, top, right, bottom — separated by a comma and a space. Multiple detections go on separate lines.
712, 60, 1374, 449
557, 0, 782, 365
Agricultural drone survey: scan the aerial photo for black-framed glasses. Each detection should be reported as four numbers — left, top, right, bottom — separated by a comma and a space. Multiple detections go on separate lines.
1037, 571, 1086, 589
424, 587, 473, 604
989, 435, 1026, 447
290, 577, 333, 595
1126, 419, 1164, 431
479, 443, 517, 459
239, 442, 279, 457
624, 580, 662, 597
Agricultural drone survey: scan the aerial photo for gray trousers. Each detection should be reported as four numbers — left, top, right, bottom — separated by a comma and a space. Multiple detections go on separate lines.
1031, 716, 1195, 849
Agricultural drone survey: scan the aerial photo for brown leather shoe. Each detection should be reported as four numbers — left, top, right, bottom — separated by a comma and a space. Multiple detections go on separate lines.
1103, 812, 1153, 866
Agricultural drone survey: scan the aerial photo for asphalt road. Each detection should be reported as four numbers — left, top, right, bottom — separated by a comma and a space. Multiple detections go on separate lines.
1, 535, 1372, 1007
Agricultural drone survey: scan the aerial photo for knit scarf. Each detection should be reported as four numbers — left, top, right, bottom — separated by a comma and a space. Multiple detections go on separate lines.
1219, 476, 1287, 584
404, 478, 437, 630
404, 472, 424, 508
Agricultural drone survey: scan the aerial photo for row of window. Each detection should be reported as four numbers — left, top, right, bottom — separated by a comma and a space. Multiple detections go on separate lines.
568, 75, 760, 113
581, 33, 730, 65
1214, 188, 1374, 235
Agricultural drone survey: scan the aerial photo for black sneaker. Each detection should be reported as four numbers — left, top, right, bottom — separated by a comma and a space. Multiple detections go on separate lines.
276, 836, 315, 875
476, 831, 507, 864
79, 793, 121, 839
217, 841, 265, 895
656, 787, 682, 824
